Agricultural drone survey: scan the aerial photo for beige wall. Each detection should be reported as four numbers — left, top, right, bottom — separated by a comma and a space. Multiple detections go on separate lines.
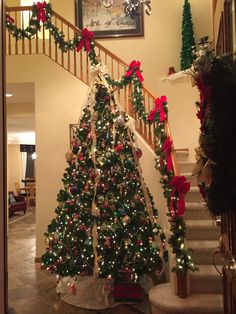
7, 54, 89, 257
160, 76, 200, 161
8, 144, 22, 193
49, 0, 212, 94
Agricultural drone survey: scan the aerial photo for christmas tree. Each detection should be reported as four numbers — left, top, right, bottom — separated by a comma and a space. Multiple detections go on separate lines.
180, 0, 196, 70
42, 65, 166, 293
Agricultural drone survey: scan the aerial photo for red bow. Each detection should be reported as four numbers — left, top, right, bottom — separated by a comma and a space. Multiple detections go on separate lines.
6, 14, 15, 23
196, 77, 211, 129
148, 96, 167, 122
36, 1, 47, 23
169, 176, 190, 217
76, 28, 94, 53
125, 60, 144, 83
161, 137, 173, 172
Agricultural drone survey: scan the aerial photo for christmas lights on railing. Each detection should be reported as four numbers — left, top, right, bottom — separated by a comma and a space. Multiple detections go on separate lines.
101, 0, 152, 20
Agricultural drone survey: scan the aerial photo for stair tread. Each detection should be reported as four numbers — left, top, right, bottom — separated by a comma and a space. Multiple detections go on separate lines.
186, 220, 218, 228
189, 186, 201, 192
187, 240, 219, 250
149, 283, 223, 313
185, 202, 206, 208
192, 264, 222, 277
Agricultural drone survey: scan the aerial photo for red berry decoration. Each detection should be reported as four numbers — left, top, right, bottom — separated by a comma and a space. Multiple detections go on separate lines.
135, 148, 142, 159
115, 144, 123, 153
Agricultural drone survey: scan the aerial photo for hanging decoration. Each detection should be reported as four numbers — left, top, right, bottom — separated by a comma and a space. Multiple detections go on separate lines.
5, 2, 197, 274
124, 0, 152, 19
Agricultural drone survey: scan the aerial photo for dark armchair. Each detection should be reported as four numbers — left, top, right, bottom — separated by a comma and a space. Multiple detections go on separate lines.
9, 192, 27, 216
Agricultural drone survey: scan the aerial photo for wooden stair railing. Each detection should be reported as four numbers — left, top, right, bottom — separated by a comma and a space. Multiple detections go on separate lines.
6, 6, 179, 174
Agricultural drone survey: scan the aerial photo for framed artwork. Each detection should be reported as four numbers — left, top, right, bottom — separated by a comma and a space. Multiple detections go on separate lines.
75, 0, 144, 38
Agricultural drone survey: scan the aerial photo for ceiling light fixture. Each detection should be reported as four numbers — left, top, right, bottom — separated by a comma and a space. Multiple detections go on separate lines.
124, 0, 152, 19
101, 0, 152, 20
6, 93, 13, 97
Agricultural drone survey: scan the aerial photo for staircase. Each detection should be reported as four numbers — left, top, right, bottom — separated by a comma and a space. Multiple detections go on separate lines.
150, 150, 224, 314
6, 5, 224, 312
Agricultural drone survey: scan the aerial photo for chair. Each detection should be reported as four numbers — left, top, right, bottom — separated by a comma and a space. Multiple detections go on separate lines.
8, 191, 27, 216
14, 182, 27, 196
26, 183, 36, 209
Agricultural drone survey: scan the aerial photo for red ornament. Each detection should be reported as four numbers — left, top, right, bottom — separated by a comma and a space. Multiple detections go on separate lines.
115, 144, 123, 153
135, 148, 142, 159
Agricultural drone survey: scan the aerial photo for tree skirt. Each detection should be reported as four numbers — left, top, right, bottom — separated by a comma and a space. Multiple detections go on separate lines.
56, 276, 119, 310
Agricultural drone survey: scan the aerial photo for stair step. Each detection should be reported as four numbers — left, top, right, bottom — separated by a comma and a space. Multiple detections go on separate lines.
149, 283, 223, 314
186, 220, 221, 240
185, 202, 211, 220
181, 172, 198, 187
187, 240, 222, 265
175, 150, 189, 162
185, 187, 203, 202
178, 161, 195, 173
190, 265, 223, 294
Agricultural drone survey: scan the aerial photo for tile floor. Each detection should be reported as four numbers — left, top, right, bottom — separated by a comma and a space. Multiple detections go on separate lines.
8, 209, 151, 314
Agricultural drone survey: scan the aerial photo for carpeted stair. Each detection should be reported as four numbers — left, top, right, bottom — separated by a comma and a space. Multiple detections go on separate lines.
149, 150, 223, 314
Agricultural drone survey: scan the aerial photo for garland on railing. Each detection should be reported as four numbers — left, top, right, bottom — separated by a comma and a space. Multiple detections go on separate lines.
6, 2, 197, 273
190, 41, 236, 215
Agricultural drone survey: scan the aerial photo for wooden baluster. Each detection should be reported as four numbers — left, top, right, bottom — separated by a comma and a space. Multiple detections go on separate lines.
29, 10, 32, 54
15, 11, 18, 55
143, 92, 147, 140
67, 26, 70, 72
80, 50, 83, 81
43, 22, 45, 54
86, 54, 89, 84
111, 58, 114, 78
61, 21, 64, 67
54, 17, 58, 63
117, 63, 120, 102
128, 84, 134, 118
8, 28, 11, 55
49, 28, 52, 58
21, 10, 25, 55
73, 49, 77, 78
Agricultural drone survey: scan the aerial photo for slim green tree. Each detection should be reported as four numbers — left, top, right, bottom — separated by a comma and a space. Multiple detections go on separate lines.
180, 0, 196, 70
42, 70, 166, 283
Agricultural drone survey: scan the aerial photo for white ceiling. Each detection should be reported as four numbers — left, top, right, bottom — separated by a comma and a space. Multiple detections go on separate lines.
7, 82, 35, 145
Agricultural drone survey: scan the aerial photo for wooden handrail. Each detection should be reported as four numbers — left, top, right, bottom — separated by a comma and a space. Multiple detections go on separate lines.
5, 5, 180, 176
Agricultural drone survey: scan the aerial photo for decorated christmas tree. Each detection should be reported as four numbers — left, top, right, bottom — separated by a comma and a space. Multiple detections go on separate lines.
180, 0, 196, 70
42, 64, 166, 305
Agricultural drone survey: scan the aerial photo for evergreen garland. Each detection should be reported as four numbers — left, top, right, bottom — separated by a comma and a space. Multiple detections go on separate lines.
191, 43, 236, 215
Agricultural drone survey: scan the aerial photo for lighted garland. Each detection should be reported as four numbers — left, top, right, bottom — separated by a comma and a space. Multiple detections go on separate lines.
6, 2, 196, 273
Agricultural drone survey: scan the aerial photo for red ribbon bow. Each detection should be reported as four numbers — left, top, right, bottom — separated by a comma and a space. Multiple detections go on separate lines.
6, 14, 15, 24
169, 176, 190, 217
161, 137, 173, 172
196, 77, 211, 130
125, 60, 144, 83
76, 28, 94, 53
148, 95, 167, 122
36, 1, 47, 23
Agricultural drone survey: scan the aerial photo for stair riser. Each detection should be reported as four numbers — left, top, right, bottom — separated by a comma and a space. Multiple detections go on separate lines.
190, 277, 223, 294
176, 152, 189, 162
184, 209, 211, 220
183, 175, 198, 187
186, 227, 220, 240
178, 162, 195, 173
185, 191, 203, 202
190, 250, 222, 265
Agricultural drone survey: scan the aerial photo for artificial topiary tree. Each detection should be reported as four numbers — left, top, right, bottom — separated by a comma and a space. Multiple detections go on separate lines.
180, 0, 196, 70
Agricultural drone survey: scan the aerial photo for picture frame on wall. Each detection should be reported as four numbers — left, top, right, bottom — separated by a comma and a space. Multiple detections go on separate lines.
75, 0, 144, 39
